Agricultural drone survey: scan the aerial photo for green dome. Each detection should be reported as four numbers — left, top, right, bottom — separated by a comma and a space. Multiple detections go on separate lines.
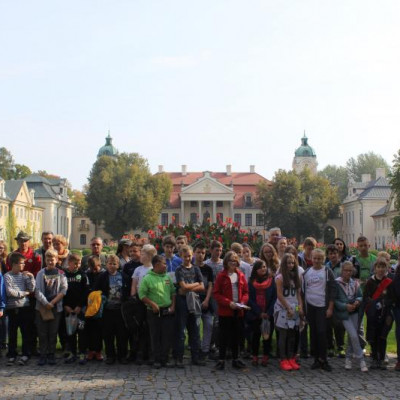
97, 132, 118, 158
294, 134, 316, 157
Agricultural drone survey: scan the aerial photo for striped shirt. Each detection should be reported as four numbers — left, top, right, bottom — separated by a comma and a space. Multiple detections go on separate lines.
4, 272, 35, 309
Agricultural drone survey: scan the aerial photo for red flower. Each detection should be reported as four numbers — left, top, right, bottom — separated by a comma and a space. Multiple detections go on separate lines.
155, 243, 160, 250
218, 236, 222, 243
196, 234, 201, 239
243, 236, 248, 242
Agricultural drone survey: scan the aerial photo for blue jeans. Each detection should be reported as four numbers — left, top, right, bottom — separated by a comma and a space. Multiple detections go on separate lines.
175, 295, 201, 361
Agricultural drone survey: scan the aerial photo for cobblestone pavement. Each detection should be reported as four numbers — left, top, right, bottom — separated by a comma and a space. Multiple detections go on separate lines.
1, 355, 400, 400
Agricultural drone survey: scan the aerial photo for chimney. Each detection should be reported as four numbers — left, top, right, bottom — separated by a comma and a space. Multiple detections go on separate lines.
226, 165, 232, 176
182, 165, 187, 176
158, 165, 164, 173
250, 165, 255, 173
376, 168, 386, 179
361, 174, 371, 183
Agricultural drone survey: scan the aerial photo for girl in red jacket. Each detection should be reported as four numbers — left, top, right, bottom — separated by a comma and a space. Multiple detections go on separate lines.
213, 251, 249, 370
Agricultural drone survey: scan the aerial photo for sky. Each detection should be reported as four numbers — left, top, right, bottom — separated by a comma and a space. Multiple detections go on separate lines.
1, 0, 400, 190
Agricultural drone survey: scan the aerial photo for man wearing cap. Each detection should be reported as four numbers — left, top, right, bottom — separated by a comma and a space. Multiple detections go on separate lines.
117, 239, 133, 269
7, 232, 41, 276
81, 237, 107, 273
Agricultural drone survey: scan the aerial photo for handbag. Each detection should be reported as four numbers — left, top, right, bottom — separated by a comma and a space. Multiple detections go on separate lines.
39, 304, 55, 321
65, 313, 79, 336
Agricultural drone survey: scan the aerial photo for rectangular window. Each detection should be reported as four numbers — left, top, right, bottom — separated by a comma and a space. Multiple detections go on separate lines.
256, 213, 264, 226
244, 195, 253, 207
161, 213, 168, 226
190, 201, 197, 207
172, 213, 179, 225
190, 213, 197, 224
216, 201, 223, 207
80, 234, 87, 245
203, 201, 210, 207
245, 213, 252, 226
234, 213, 241, 225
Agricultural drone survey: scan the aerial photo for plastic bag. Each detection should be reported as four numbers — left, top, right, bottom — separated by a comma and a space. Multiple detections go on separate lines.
261, 318, 271, 340
65, 313, 78, 336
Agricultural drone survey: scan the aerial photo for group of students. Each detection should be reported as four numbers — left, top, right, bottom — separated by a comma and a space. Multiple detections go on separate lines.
1, 230, 400, 373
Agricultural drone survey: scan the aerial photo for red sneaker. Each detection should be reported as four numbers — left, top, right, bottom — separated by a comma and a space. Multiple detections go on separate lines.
95, 352, 104, 361
289, 358, 300, 370
251, 356, 259, 366
280, 359, 293, 371
86, 351, 95, 361
261, 355, 269, 367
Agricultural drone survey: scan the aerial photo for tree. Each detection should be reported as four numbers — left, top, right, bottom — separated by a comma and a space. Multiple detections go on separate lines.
14, 164, 32, 179
318, 165, 348, 202
86, 153, 172, 238
0, 147, 15, 179
390, 149, 400, 211
256, 169, 339, 241
70, 188, 88, 216
346, 152, 390, 181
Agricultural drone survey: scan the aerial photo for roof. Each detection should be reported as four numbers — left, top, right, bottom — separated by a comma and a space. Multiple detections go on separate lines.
4, 180, 24, 201
371, 205, 388, 217
165, 171, 271, 208
294, 134, 316, 158
25, 181, 58, 200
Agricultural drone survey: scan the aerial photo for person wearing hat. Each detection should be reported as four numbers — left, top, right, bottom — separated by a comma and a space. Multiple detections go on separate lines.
7, 232, 41, 277
116, 239, 133, 269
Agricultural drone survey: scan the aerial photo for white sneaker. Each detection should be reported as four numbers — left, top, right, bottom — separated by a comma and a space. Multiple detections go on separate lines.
345, 358, 352, 370
384, 354, 389, 365
360, 359, 368, 372
18, 356, 29, 366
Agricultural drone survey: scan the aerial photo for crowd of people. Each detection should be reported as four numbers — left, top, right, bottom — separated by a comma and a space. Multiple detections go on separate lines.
1, 228, 400, 373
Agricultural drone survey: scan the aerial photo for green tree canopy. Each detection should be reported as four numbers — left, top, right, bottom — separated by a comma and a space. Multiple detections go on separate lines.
318, 165, 348, 202
0, 147, 32, 180
86, 153, 172, 238
346, 152, 390, 181
70, 188, 88, 216
257, 169, 339, 241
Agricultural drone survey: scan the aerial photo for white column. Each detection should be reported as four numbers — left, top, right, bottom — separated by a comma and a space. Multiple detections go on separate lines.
181, 200, 185, 225
230, 201, 234, 220
212, 200, 216, 223
198, 201, 202, 224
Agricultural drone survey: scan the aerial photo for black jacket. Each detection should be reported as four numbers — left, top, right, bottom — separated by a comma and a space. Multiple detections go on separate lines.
93, 269, 131, 302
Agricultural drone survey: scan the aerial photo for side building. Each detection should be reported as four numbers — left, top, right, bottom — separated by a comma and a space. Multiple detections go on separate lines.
0, 176, 44, 248
341, 168, 392, 248
23, 174, 73, 244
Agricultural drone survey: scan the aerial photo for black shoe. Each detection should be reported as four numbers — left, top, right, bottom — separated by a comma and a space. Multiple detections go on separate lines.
153, 362, 162, 369
232, 359, 246, 369
105, 357, 116, 365
161, 361, 174, 368
321, 361, 332, 371
119, 357, 129, 365
370, 359, 379, 369
311, 360, 321, 369
300, 352, 309, 359
37, 356, 47, 366
215, 360, 225, 370
47, 354, 56, 366
192, 359, 206, 366
327, 349, 335, 358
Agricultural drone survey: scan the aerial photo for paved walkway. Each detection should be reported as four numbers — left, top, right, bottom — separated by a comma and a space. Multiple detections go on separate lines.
0, 355, 399, 400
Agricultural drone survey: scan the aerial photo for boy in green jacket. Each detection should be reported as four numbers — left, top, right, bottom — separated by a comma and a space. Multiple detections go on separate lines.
139, 255, 176, 369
